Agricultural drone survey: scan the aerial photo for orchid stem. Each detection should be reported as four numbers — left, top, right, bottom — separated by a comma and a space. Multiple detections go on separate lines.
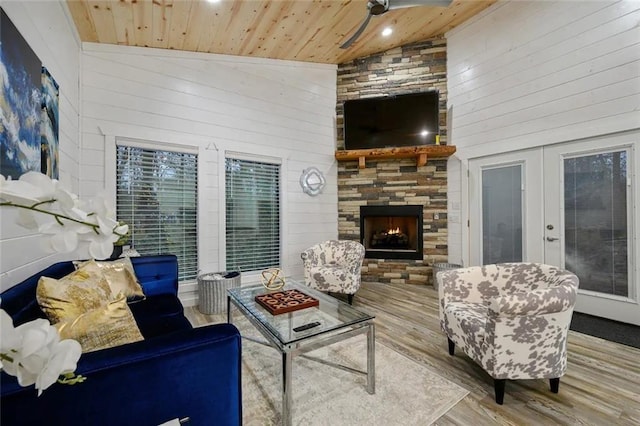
0, 201, 125, 237
1, 353, 15, 363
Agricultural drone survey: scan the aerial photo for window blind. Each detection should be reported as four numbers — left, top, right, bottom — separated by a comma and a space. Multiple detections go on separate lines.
225, 157, 280, 272
116, 145, 198, 281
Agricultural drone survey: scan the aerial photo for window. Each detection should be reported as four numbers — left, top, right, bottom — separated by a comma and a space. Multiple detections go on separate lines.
116, 144, 198, 281
225, 157, 280, 272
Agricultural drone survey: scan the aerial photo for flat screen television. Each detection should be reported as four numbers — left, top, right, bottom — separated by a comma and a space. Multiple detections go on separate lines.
343, 91, 440, 150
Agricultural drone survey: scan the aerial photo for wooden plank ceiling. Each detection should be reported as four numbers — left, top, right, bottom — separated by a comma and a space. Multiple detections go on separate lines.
67, 0, 496, 64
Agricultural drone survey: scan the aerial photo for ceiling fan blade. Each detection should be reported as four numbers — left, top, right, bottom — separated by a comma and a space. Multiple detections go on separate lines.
388, 0, 452, 10
340, 12, 373, 49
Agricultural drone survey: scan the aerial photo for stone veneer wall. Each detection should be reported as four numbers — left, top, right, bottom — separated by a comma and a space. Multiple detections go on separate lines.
337, 37, 449, 286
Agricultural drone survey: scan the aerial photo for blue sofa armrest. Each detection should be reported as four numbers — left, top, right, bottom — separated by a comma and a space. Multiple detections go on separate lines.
1, 323, 242, 426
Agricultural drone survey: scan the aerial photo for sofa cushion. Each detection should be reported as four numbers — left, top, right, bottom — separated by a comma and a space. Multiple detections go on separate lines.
56, 294, 144, 353
128, 295, 192, 338
74, 258, 145, 301
36, 268, 112, 324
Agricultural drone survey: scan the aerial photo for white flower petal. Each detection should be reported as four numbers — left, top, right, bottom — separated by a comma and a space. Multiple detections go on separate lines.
89, 237, 114, 260
52, 339, 82, 373
52, 186, 77, 210
82, 196, 107, 218
0, 179, 42, 204
0, 309, 21, 353
97, 216, 116, 237
34, 339, 82, 396
16, 319, 52, 357
19, 172, 56, 198
51, 231, 80, 253
114, 223, 129, 236
15, 209, 38, 230
16, 366, 39, 387
19, 352, 49, 376
62, 206, 89, 222
37, 220, 62, 234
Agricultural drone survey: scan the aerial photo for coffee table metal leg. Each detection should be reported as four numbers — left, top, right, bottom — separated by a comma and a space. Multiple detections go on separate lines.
282, 351, 293, 426
366, 323, 375, 394
226, 296, 232, 323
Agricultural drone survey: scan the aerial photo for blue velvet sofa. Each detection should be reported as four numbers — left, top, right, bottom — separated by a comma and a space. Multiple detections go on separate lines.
1, 255, 242, 426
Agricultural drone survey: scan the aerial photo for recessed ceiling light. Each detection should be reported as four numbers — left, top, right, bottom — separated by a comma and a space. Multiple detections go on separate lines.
382, 27, 393, 37
420, 130, 429, 137
207, 0, 220, 3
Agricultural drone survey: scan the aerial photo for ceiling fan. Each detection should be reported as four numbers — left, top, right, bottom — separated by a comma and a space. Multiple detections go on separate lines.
340, 0, 453, 49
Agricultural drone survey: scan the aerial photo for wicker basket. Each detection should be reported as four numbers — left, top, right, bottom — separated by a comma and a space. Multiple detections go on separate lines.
431, 263, 462, 291
197, 271, 241, 315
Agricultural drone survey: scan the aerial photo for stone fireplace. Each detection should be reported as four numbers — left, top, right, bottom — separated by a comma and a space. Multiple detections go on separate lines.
337, 158, 449, 285
336, 36, 450, 285
360, 205, 423, 260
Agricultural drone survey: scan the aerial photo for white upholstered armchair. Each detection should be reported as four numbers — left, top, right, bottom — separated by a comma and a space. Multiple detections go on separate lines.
438, 263, 579, 404
300, 240, 365, 305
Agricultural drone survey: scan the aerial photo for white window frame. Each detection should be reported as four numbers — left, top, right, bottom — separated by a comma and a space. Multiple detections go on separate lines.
219, 150, 285, 282
106, 135, 202, 284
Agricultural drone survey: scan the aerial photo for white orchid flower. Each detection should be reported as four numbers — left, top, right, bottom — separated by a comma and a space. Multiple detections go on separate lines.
36, 339, 81, 396
48, 229, 81, 254
19, 172, 57, 198
97, 216, 117, 237
15, 209, 38, 230
114, 222, 129, 239
81, 193, 114, 219
0, 175, 42, 204
7, 319, 57, 387
1, 172, 129, 258
1, 310, 83, 396
0, 308, 21, 354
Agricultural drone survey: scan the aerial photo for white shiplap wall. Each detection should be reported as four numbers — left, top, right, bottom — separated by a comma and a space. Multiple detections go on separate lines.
80, 43, 338, 304
446, 0, 640, 264
0, 1, 81, 291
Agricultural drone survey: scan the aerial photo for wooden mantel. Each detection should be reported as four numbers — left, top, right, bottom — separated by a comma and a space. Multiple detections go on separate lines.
335, 145, 456, 169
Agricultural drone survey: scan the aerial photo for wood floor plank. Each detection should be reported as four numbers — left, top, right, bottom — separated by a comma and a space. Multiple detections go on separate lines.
184, 281, 640, 425
353, 281, 640, 425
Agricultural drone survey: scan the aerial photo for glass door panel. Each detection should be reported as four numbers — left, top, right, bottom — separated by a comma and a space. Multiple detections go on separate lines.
563, 152, 628, 297
482, 166, 523, 264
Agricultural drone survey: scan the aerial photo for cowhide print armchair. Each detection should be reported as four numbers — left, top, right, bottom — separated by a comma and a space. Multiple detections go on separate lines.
300, 240, 365, 305
437, 263, 579, 404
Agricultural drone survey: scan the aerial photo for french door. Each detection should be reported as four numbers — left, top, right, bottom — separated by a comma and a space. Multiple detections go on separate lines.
469, 133, 639, 325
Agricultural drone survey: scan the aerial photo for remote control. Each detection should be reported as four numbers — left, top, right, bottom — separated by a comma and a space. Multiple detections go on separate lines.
293, 321, 321, 332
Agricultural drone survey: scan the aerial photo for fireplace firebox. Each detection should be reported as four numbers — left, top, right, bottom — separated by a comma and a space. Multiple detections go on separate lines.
360, 205, 423, 260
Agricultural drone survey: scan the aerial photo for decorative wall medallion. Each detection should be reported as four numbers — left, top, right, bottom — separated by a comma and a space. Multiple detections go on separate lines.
300, 167, 326, 196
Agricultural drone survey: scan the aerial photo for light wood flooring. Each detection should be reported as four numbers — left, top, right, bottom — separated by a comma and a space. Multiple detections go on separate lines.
185, 282, 640, 425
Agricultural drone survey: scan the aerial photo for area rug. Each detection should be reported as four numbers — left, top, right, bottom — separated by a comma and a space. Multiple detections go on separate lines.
239, 324, 469, 425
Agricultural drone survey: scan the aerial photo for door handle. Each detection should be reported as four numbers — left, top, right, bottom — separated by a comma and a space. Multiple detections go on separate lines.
546, 236, 559, 242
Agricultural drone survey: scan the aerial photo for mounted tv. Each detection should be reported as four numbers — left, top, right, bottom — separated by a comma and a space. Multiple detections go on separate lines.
343, 91, 440, 150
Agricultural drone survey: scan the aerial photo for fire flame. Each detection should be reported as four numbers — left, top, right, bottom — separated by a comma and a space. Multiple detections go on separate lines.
386, 227, 401, 235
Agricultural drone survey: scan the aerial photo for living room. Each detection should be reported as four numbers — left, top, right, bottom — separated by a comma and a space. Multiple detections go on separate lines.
1, 0, 639, 424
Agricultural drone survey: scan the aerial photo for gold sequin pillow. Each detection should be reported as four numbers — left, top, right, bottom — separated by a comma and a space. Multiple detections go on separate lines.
37, 268, 112, 324
55, 294, 144, 353
74, 258, 145, 301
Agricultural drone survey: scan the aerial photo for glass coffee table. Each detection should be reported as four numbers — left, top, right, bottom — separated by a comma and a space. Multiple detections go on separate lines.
227, 280, 375, 426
